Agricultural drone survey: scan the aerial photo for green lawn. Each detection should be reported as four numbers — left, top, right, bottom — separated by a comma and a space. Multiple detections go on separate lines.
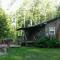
0, 47, 60, 60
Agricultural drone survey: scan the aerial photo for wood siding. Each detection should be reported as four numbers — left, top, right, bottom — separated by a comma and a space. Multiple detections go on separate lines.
45, 19, 60, 38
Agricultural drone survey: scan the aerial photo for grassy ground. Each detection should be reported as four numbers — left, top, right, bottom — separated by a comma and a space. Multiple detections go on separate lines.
0, 47, 60, 60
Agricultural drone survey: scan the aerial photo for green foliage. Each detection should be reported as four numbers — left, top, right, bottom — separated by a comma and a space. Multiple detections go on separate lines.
16, 0, 57, 36
35, 37, 60, 48
0, 8, 9, 39
6, 15, 17, 40
16, 0, 57, 27
57, 6, 60, 17
0, 9, 15, 40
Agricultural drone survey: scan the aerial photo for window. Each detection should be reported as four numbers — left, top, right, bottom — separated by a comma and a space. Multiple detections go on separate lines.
49, 27, 55, 35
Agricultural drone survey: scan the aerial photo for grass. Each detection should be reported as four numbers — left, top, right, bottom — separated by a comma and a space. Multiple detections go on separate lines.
0, 47, 60, 60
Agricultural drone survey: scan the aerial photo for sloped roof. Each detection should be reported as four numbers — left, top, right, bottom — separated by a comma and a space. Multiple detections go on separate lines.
17, 23, 45, 30
17, 17, 60, 31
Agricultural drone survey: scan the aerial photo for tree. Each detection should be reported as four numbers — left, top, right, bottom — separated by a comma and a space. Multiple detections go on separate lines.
16, 0, 57, 36
57, 6, 60, 17
16, 0, 57, 27
0, 8, 9, 39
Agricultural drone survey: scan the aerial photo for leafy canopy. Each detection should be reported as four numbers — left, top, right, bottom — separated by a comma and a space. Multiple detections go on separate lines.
0, 8, 9, 39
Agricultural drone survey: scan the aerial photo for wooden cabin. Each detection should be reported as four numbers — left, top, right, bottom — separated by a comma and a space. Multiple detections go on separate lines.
17, 17, 60, 46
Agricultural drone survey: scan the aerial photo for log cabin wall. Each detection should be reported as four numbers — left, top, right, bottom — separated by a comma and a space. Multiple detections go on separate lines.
45, 19, 60, 39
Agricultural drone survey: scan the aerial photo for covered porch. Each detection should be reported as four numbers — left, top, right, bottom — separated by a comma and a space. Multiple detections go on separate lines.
17, 23, 45, 46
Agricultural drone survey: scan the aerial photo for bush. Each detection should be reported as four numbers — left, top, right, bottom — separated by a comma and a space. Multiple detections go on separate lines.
34, 36, 60, 48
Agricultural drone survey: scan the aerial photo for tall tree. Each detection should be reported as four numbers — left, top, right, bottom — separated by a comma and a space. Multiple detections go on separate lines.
0, 8, 9, 39
16, 0, 57, 36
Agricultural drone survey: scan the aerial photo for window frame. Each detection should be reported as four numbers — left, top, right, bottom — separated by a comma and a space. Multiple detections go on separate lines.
49, 26, 55, 35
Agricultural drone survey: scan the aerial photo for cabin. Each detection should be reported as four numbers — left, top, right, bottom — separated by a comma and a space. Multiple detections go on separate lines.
17, 17, 60, 46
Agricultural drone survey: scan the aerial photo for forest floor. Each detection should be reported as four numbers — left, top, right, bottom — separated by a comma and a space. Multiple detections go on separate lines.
0, 47, 60, 60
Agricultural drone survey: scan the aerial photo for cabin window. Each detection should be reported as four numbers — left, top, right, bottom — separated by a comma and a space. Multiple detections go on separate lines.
49, 27, 55, 35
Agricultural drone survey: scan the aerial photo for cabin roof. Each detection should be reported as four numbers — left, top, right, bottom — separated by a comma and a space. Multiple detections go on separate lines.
17, 23, 45, 30
17, 17, 60, 31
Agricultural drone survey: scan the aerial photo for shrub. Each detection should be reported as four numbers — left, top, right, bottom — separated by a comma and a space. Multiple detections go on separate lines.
34, 36, 60, 48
